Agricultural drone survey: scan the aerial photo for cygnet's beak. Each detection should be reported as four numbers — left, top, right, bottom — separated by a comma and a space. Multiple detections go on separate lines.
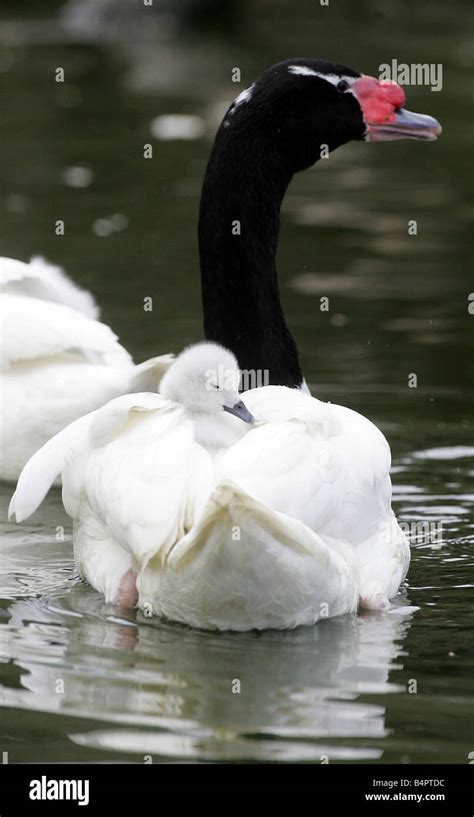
223, 400, 255, 424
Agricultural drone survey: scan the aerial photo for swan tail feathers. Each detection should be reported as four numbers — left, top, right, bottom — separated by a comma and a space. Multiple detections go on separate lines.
152, 481, 359, 630
168, 480, 354, 570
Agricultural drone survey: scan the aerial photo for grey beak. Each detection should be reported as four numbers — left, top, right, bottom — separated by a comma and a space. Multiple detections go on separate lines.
223, 400, 255, 424
367, 108, 442, 142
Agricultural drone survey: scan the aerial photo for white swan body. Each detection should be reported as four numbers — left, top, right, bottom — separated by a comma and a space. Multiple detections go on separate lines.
139, 387, 408, 628
0, 257, 173, 481
9, 350, 409, 630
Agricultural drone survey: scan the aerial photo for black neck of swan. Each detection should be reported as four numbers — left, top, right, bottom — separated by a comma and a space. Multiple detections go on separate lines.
199, 125, 304, 389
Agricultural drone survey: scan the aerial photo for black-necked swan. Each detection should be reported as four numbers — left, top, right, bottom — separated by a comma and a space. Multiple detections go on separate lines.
200, 59, 441, 387
9, 59, 441, 630
0, 256, 173, 481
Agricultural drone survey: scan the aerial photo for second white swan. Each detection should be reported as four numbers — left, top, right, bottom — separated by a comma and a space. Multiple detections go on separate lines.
0, 256, 173, 481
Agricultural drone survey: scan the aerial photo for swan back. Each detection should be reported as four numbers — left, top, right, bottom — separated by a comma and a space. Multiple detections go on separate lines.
0, 256, 99, 318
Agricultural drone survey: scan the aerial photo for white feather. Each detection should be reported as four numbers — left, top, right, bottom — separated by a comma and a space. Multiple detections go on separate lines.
8, 411, 94, 523
10, 353, 409, 629
142, 481, 360, 631
1, 294, 131, 368
222, 387, 409, 609
0, 257, 173, 481
0, 256, 99, 318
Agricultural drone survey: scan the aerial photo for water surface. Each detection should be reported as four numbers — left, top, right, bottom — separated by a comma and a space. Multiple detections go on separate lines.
0, 0, 473, 763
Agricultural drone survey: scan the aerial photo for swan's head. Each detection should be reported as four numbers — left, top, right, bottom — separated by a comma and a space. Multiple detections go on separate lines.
221, 58, 441, 172
159, 342, 254, 423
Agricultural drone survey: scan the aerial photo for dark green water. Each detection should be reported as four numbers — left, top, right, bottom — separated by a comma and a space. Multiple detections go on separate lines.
0, 0, 473, 763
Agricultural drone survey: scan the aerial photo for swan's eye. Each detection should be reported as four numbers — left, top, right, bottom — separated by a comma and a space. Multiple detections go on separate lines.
337, 79, 350, 93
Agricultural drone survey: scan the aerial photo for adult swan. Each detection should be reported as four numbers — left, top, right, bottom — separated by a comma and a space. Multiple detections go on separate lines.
0, 256, 173, 481
10, 59, 441, 630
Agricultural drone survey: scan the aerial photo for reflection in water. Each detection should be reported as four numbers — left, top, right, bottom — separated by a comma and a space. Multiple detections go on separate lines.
0, 0, 472, 765
0, 484, 413, 761
0, 590, 412, 762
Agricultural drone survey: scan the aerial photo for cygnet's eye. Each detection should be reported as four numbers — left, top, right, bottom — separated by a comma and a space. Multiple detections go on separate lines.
337, 79, 350, 93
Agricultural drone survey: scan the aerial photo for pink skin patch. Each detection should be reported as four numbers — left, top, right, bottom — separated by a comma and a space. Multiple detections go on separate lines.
359, 592, 390, 611
352, 75, 406, 126
114, 569, 138, 608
